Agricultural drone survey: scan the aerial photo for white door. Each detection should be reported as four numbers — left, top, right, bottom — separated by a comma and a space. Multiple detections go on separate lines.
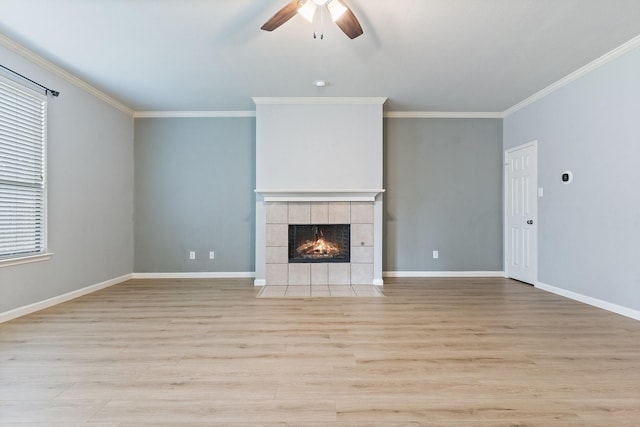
505, 142, 537, 284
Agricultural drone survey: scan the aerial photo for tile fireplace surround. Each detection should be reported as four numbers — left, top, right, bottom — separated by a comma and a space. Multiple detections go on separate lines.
265, 201, 374, 286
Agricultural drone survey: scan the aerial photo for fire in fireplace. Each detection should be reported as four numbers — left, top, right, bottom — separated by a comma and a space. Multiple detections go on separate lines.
288, 224, 350, 263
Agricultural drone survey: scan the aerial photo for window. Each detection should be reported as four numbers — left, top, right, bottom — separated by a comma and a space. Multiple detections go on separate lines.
0, 76, 48, 264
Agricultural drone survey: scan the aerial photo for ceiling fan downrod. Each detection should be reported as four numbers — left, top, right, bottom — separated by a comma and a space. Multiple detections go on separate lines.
313, 2, 325, 40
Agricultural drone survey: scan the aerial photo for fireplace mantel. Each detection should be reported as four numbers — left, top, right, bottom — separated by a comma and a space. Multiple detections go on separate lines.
255, 189, 385, 202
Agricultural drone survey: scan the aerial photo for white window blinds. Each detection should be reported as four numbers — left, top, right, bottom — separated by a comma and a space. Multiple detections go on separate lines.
0, 76, 47, 259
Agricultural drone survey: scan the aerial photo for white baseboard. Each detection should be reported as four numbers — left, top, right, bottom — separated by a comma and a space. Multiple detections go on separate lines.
132, 272, 255, 279
536, 281, 640, 321
384, 271, 505, 278
373, 278, 384, 286
0, 273, 133, 323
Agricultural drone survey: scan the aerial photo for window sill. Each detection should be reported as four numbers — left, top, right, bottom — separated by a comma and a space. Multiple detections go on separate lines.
0, 252, 54, 268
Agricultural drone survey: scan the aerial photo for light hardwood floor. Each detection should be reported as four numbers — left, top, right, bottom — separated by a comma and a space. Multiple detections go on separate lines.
1, 277, 640, 426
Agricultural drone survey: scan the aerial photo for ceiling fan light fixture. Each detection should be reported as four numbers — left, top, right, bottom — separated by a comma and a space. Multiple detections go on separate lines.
261, 0, 363, 39
297, 1, 317, 22
327, 0, 347, 21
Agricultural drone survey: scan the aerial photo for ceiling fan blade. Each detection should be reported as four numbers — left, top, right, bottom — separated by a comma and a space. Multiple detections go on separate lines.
261, 1, 300, 31
334, 1, 363, 39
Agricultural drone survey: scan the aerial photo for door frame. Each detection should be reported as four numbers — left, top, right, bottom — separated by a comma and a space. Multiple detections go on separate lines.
503, 140, 538, 284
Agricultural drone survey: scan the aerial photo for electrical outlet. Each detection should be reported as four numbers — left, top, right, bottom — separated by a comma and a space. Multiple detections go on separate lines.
209, 251, 215, 260
433, 250, 439, 259
189, 251, 196, 260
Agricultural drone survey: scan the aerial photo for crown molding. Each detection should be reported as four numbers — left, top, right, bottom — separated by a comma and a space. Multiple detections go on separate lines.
0, 32, 134, 116
253, 97, 387, 105
134, 110, 505, 119
134, 111, 256, 118
503, 34, 640, 117
384, 111, 504, 119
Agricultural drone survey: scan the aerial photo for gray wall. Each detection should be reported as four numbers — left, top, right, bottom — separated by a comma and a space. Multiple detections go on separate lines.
0, 44, 134, 313
384, 118, 504, 272
504, 45, 640, 311
134, 117, 255, 273
133, 117, 503, 274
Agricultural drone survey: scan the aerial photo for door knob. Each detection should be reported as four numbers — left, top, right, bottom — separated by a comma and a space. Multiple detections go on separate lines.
527, 219, 534, 225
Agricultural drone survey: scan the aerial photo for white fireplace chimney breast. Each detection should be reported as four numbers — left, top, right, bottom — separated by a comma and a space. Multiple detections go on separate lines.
253, 97, 386, 287
254, 97, 385, 191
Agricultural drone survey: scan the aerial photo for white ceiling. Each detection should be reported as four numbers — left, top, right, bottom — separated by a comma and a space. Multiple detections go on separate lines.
1, 0, 640, 113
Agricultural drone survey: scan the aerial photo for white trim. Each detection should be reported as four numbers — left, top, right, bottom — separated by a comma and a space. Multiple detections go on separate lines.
384, 111, 504, 119
372, 278, 384, 286
383, 271, 506, 278
504, 34, 640, 117
254, 279, 266, 287
256, 189, 385, 193
0, 33, 134, 116
0, 252, 54, 268
133, 111, 507, 119
264, 196, 378, 202
0, 273, 133, 323
132, 272, 255, 279
255, 189, 385, 202
504, 141, 538, 154
536, 281, 640, 322
133, 111, 256, 118
253, 97, 387, 105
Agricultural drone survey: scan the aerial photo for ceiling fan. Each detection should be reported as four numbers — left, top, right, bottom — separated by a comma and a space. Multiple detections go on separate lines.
261, 0, 363, 39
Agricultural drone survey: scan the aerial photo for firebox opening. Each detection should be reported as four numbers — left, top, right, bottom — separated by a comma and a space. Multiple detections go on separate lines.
288, 224, 350, 263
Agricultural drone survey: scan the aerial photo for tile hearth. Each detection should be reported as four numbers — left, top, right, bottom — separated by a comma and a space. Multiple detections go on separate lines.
257, 285, 383, 298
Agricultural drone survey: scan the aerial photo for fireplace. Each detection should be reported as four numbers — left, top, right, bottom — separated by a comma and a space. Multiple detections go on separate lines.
289, 224, 350, 263
261, 200, 377, 286
253, 97, 386, 286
